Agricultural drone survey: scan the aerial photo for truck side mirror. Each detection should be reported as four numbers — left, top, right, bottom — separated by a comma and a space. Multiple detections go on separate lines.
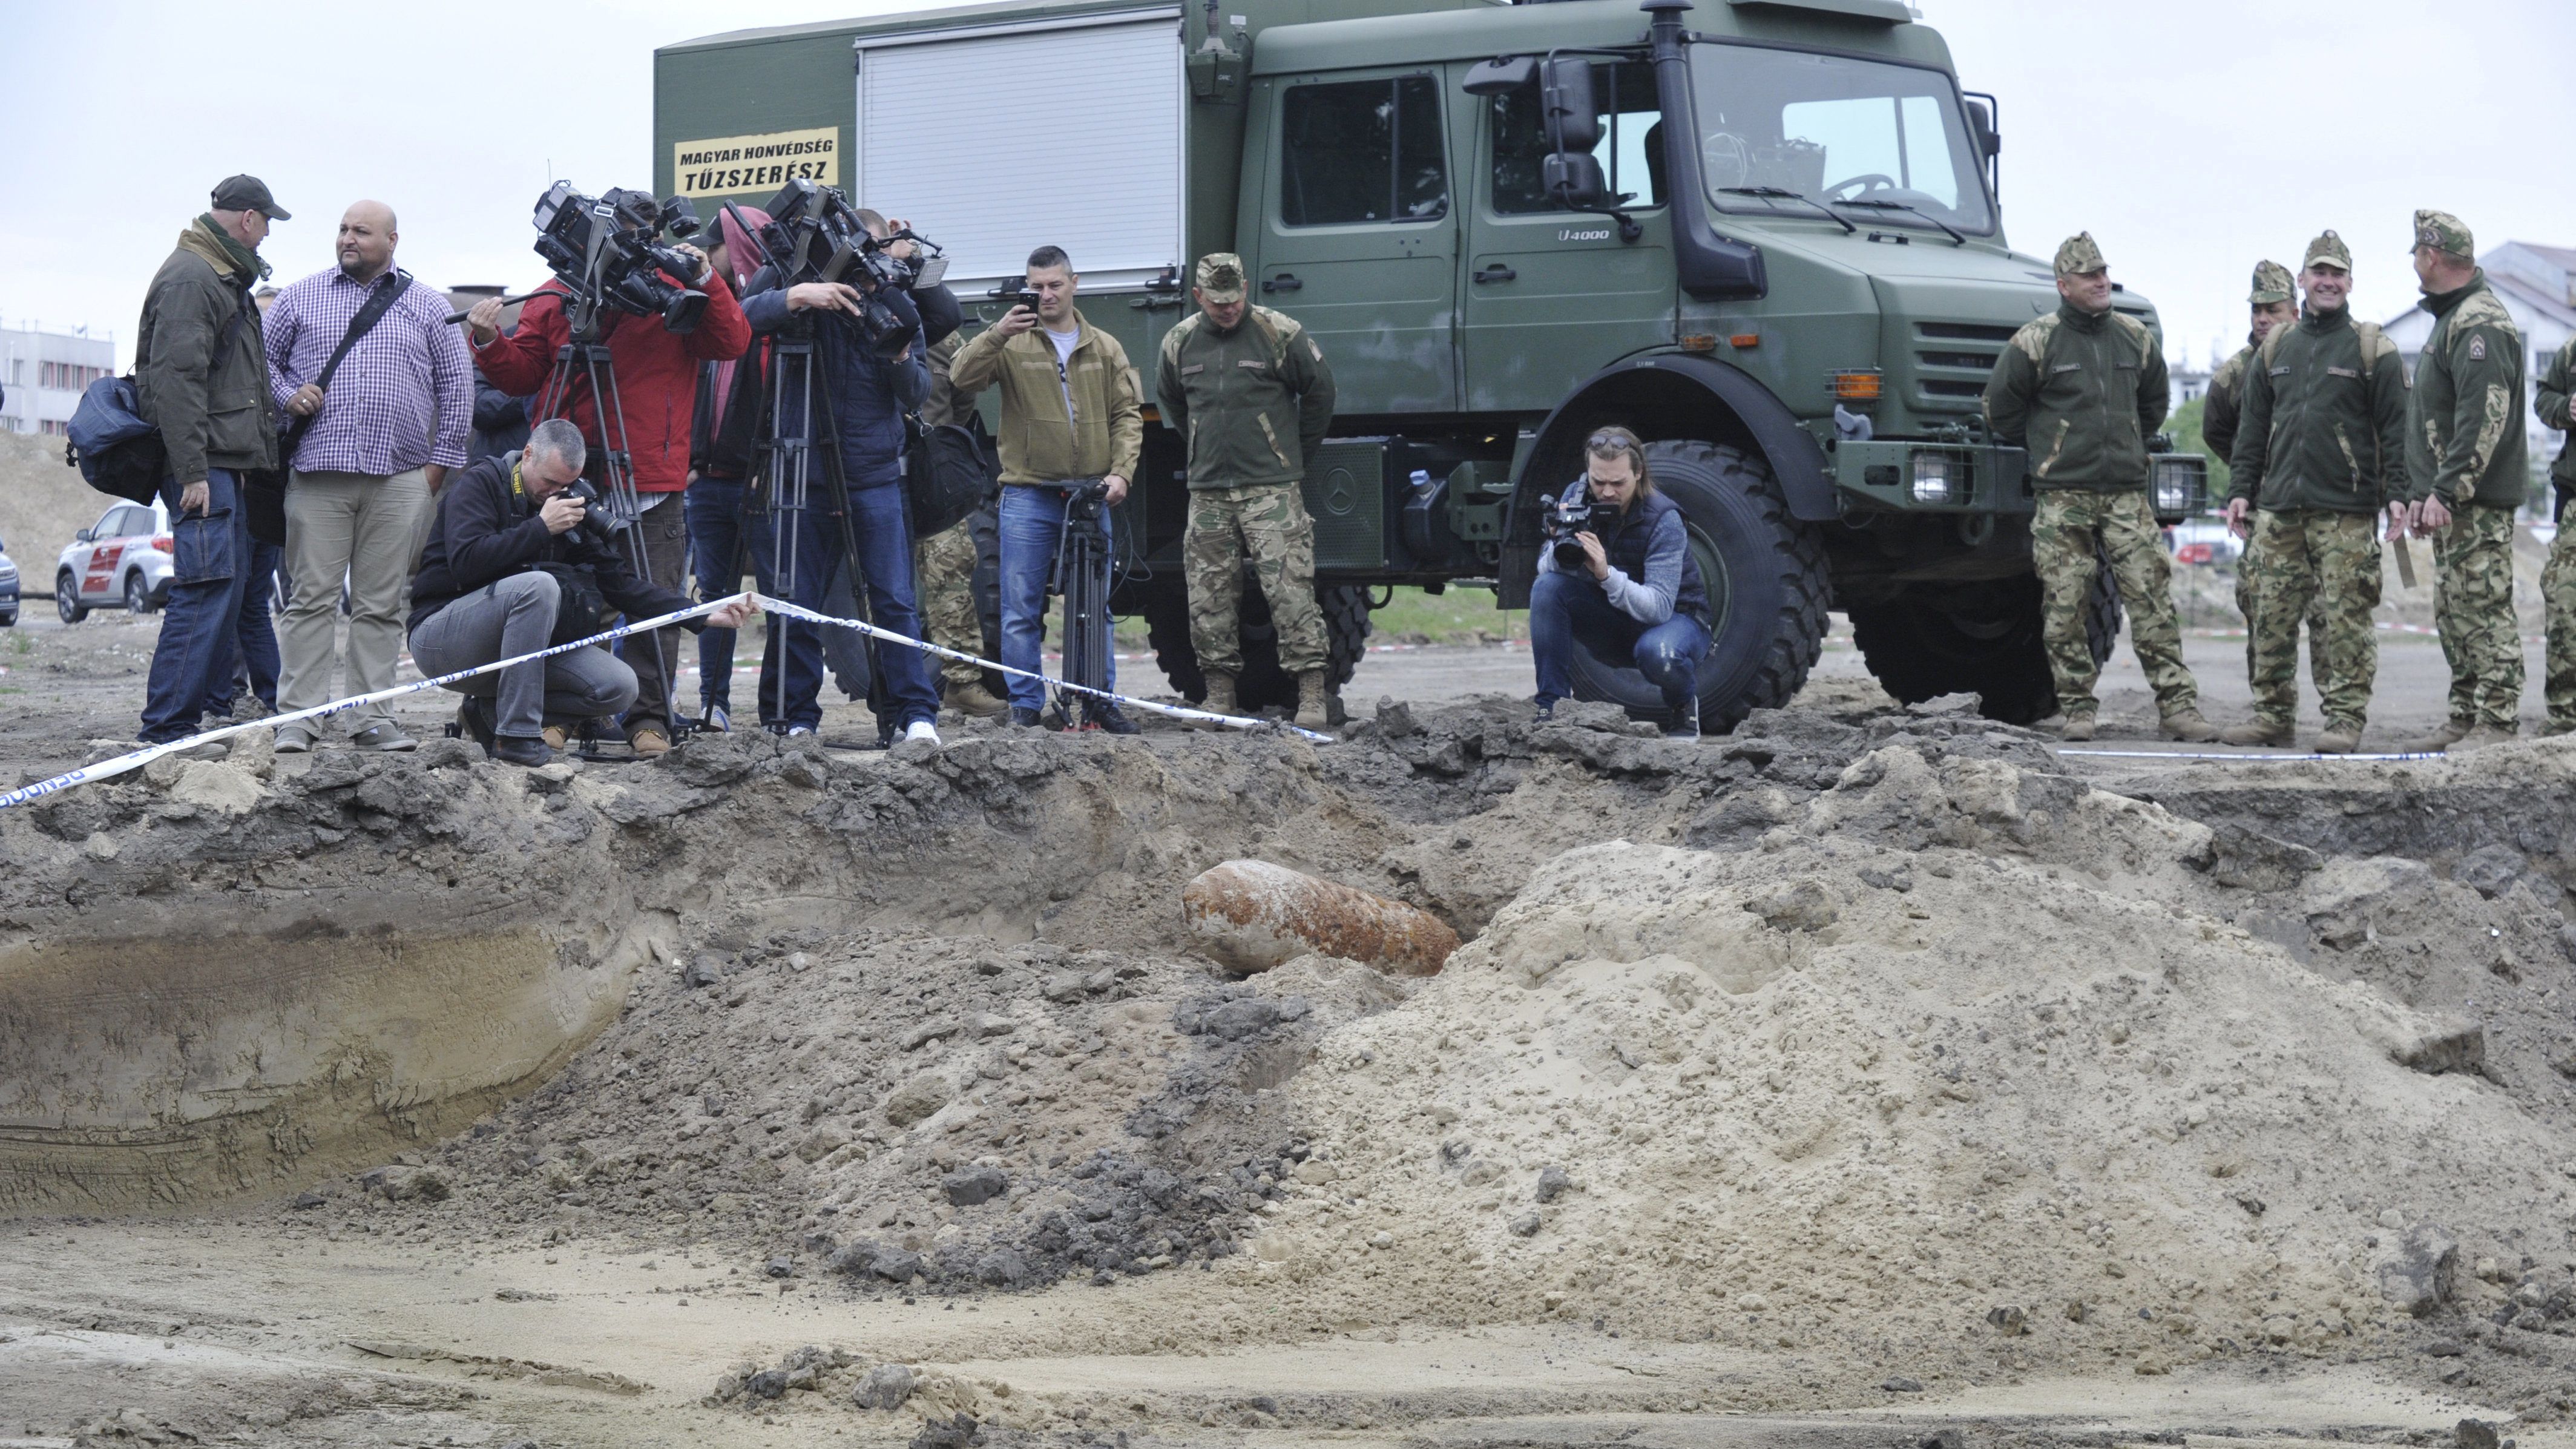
1539, 56, 1600, 154
1964, 97, 1999, 159
1461, 56, 1536, 96
1542, 153, 1609, 210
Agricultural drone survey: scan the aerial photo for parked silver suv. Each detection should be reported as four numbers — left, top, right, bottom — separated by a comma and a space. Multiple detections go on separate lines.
56, 499, 172, 623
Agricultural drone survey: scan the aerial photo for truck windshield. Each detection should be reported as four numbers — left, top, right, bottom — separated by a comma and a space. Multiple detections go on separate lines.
1689, 42, 1993, 235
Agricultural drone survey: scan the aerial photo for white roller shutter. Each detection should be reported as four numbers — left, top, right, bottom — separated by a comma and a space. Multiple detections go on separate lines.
855, 12, 1183, 295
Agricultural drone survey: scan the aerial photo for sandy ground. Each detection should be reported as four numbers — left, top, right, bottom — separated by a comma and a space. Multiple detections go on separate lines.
7, 602, 2576, 1449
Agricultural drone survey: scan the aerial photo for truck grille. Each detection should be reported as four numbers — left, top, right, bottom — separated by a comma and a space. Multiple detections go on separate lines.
1908, 321, 2016, 412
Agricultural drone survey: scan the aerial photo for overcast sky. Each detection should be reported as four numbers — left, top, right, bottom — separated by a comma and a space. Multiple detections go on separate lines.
4, 0, 2567, 373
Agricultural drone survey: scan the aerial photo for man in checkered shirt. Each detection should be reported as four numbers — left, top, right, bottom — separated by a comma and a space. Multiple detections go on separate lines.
263, 199, 473, 753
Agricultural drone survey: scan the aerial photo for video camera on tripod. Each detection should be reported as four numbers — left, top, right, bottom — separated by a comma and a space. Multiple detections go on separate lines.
528, 180, 710, 335
748, 177, 945, 361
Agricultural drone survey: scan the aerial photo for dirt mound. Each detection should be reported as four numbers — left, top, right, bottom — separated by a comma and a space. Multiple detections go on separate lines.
0, 427, 112, 571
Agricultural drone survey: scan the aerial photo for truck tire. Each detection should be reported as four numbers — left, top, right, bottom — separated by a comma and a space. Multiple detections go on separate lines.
1559, 440, 1826, 733
1144, 574, 1371, 721
1847, 559, 2121, 725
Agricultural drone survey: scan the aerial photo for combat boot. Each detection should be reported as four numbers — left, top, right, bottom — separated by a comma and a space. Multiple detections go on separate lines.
2160, 708, 2220, 743
2058, 714, 2097, 743
944, 679, 1010, 718
2315, 721, 2364, 755
1294, 670, 1332, 731
2405, 718, 2472, 752
2218, 718, 2295, 748
1197, 671, 1238, 729
2454, 723, 2518, 751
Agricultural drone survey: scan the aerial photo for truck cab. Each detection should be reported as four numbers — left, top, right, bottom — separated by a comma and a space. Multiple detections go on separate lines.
656, 0, 2202, 728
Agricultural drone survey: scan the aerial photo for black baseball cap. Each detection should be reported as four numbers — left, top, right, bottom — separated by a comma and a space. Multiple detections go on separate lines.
211, 175, 291, 220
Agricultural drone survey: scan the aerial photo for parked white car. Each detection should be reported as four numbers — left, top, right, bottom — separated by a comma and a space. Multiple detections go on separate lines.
56, 499, 172, 622
2166, 518, 2243, 566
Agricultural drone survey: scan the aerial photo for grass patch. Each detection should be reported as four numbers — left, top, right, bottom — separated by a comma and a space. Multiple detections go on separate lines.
1367, 585, 1524, 645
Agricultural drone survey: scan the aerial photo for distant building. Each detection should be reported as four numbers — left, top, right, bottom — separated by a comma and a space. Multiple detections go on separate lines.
2382, 240, 2575, 488
0, 324, 117, 437
2170, 361, 2212, 408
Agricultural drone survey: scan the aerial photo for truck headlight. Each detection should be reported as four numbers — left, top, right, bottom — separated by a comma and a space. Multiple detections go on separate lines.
2150, 457, 2206, 518
1910, 450, 1967, 505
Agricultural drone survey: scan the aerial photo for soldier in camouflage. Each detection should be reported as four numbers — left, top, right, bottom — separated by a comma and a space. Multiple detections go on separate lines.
2218, 231, 2410, 753
915, 332, 1007, 717
2206, 260, 2318, 683
2534, 334, 2576, 732
2403, 211, 2530, 751
1155, 252, 1338, 728
1982, 232, 2217, 743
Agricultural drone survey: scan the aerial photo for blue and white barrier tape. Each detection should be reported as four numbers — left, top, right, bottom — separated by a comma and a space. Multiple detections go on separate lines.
746, 592, 1333, 743
0, 588, 1328, 813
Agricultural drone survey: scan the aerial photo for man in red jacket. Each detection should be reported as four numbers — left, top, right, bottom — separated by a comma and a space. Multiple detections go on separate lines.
465, 233, 750, 754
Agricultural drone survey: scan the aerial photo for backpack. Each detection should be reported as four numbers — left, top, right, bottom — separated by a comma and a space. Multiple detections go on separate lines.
905, 413, 1000, 539
65, 281, 258, 506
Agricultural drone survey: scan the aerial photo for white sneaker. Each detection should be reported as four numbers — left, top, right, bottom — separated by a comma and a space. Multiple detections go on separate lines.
901, 720, 941, 746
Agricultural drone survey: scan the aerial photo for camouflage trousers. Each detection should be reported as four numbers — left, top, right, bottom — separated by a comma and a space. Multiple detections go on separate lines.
2244, 509, 2380, 729
2031, 488, 2197, 718
2432, 501, 2522, 729
914, 517, 985, 691
1186, 482, 1327, 675
2538, 522, 2576, 730
2233, 524, 2327, 702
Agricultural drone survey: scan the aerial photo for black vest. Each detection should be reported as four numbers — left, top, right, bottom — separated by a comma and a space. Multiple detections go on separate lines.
1587, 486, 1712, 629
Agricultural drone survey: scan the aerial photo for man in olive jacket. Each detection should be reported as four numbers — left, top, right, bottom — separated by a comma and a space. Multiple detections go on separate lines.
1156, 253, 1338, 727
946, 245, 1145, 731
2219, 231, 2410, 753
2403, 210, 2529, 751
1983, 232, 2216, 743
2533, 335, 2576, 732
134, 176, 288, 751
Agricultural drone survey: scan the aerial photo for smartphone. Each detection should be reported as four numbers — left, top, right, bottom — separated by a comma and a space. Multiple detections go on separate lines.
999, 288, 1043, 314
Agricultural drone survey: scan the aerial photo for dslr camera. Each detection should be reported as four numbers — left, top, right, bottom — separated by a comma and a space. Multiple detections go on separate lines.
1546, 493, 1619, 570
561, 478, 636, 545
756, 177, 945, 360
530, 180, 709, 334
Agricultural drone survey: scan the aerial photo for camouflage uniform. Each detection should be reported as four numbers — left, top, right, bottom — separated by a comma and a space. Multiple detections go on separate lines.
1155, 254, 1338, 681
2227, 232, 2409, 735
2532, 337, 2576, 729
2406, 212, 2529, 732
2206, 261, 2323, 685
912, 333, 988, 694
1982, 233, 2200, 725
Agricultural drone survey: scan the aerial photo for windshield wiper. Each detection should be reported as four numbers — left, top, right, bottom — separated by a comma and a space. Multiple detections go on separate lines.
1717, 186, 1856, 235
1832, 197, 1967, 247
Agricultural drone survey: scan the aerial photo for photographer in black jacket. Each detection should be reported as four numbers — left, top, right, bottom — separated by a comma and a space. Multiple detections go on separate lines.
410, 419, 757, 765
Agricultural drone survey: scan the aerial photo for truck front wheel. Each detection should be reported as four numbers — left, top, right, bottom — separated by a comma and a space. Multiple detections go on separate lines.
1846, 562, 2121, 725
1559, 440, 1828, 733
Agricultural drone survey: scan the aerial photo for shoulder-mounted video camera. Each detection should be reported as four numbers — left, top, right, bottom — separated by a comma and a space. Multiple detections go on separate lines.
751, 177, 946, 361
530, 180, 709, 336
1546, 493, 1620, 570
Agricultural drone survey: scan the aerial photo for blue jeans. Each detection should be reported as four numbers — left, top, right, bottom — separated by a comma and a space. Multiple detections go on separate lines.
686, 475, 765, 716
141, 470, 253, 743
210, 536, 283, 717
762, 481, 938, 732
1530, 568, 1710, 714
998, 484, 1116, 712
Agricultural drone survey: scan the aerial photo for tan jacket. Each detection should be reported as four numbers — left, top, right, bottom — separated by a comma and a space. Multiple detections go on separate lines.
947, 307, 1143, 486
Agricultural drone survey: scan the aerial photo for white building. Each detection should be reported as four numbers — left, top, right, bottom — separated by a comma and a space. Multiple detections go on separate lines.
2382, 240, 2575, 488
0, 324, 117, 438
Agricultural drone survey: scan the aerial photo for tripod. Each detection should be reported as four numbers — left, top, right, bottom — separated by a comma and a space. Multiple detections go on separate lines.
528, 326, 684, 750
1046, 481, 1116, 728
748, 320, 889, 736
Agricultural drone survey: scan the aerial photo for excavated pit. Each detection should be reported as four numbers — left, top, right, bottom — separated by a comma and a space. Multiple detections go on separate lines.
7, 697, 2576, 1442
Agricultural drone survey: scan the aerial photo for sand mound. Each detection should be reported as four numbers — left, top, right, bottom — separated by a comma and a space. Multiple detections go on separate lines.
0, 428, 113, 569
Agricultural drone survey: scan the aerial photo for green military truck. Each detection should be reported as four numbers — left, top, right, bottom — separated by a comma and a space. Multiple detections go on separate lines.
657, 0, 2205, 728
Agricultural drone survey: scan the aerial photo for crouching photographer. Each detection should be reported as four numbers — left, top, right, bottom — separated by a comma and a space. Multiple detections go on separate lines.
1530, 427, 1712, 740
408, 419, 757, 766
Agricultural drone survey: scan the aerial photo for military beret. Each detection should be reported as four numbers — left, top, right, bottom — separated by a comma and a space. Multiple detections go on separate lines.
2413, 210, 2472, 260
